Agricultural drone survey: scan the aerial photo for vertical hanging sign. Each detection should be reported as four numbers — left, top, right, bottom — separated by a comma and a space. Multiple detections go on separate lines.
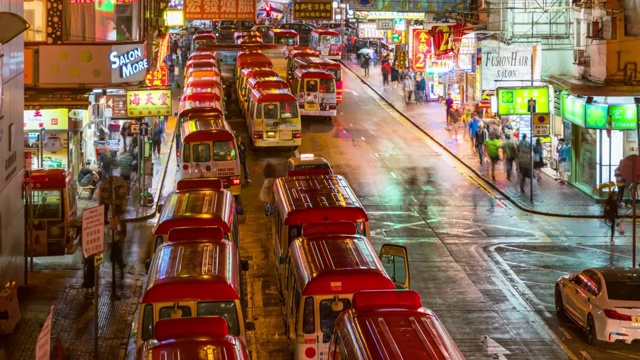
411, 29, 431, 73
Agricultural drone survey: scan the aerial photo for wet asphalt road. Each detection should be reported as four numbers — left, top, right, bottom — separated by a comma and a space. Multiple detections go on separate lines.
220, 68, 640, 359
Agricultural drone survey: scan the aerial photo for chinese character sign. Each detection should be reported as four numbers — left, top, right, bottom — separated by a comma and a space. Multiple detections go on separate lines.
82, 205, 105, 258
293, 1, 333, 21
35, 305, 54, 360
144, 66, 168, 87
126, 89, 172, 117
430, 23, 467, 56
411, 29, 432, 72
185, 0, 256, 20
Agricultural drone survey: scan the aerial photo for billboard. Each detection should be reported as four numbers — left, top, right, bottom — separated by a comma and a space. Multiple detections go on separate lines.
184, 0, 257, 21
411, 29, 431, 73
481, 40, 542, 91
126, 90, 172, 117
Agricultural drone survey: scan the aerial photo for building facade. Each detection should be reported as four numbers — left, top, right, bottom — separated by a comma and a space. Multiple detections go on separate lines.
0, 1, 26, 286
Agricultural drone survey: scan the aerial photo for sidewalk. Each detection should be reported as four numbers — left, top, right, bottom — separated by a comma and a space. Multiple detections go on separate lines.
341, 59, 604, 217
0, 90, 180, 360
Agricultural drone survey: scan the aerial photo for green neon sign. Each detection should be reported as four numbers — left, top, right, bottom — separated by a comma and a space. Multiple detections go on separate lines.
585, 103, 608, 129
610, 104, 637, 130
496, 87, 549, 115
562, 94, 585, 126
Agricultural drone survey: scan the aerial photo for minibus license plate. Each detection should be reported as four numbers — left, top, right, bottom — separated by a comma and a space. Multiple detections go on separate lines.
280, 131, 292, 140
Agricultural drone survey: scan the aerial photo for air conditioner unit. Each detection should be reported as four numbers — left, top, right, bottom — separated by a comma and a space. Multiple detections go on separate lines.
573, 49, 589, 66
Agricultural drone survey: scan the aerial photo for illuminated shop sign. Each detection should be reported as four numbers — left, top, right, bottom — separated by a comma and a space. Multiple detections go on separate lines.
110, 47, 148, 79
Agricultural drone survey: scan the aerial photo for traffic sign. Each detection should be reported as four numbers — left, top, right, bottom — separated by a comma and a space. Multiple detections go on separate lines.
35, 305, 54, 360
82, 205, 105, 258
533, 124, 550, 137
528, 99, 537, 113
140, 121, 149, 136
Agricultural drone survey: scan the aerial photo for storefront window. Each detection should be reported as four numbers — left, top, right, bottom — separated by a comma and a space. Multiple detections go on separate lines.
577, 127, 597, 189
63, 1, 140, 42
24, 0, 47, 42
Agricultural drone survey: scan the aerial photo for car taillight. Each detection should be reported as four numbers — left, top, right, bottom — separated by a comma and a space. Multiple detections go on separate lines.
293, 131, 301, 138
304, 347, 316, 358
253, 132, 263, 139
604, 309, 633, 321
182, 164, 189, 170
231, 178, 241, 185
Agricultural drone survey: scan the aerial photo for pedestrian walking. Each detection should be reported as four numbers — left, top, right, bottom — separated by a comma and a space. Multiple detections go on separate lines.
112, 230, 126, 281
260, 162, 279, 215
475, 122, 488, 164
615, 165, 627, 206
603, 191, 619, 244
98, 148, 114, 180
151, 121, 163, 158
502, 134, 519, 180
362, 53, 371, 77
402, 74, 414, 105
445, 93, 454, 129
381, 61, 391, 86
415, 74, 426, 104
450, 109, 462, 140
484, 134, 502, 181
237, 136, 251, 183
533, 138, 544, 181
468, 112, 481, 148
518, 143, 532, 193
117, 151, 135, 183
391, 66, 399, 87
556, 138, 568, 185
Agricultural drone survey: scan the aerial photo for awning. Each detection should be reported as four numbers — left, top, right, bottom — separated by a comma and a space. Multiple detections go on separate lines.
24, 89, 91, 110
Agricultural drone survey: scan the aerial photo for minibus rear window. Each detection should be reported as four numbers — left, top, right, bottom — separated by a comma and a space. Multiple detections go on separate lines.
302, 297, 315, 334
197, 301, 241, 336
159, 305, 192, 319
319, 298, 351, 343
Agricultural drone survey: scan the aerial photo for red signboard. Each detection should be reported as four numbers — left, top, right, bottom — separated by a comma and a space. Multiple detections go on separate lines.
411, 29, 431, 73
184, 0, 257, 21
145, 66, 169, 87
430, 23, 467, 56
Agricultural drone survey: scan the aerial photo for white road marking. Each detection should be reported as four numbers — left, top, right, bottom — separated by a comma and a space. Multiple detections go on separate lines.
559, 327, 573, 340
390, 172, 397, 178
343, 89, 359, 96
374, 153, 380, 158
349, 123, 353, 126
482, 336, 510, 359
580, 350, 593, 360
361, 137, 366, 141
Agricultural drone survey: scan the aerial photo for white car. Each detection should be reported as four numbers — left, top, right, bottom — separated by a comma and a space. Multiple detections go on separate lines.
555, 266, 640, 345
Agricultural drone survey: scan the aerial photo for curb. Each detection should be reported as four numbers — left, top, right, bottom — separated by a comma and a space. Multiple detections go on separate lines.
121, 120, 177, 223
340, 61, 605, 220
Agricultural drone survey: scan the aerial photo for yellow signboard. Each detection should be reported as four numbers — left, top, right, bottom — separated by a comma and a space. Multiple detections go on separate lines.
126, 89, 172, 117
24, 109, 69, 131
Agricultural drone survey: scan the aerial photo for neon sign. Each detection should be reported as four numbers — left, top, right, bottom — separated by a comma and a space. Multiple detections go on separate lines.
109, 47, 148, 79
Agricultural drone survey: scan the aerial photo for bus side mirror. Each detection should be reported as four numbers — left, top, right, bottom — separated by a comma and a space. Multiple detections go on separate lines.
279, 253, 286, 265
240, 259, 250, 271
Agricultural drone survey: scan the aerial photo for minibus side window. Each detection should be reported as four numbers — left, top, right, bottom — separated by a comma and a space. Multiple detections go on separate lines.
232, 214, 239, 246
302, 297, 315, 334
256, 103, 263, 119
293, 287, 301, 333
140, 304, 154, 341
288, 226, 301, 246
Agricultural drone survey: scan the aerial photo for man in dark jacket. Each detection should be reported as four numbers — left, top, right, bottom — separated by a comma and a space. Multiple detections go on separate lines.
237, 136, 250, 183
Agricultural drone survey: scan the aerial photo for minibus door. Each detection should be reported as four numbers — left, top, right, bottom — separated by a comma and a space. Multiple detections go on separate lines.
379, 244, 410, 289
304, 79, 319, 111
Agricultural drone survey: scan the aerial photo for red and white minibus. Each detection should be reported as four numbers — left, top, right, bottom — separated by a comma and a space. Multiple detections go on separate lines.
184, 67, 221, 84
286, 49, 320, 79
240, 75, 290, 115
291, 68, 337, 118
152, 187, 238, 252
329, 290, 466, 360
191, 34, 217, 52
184, 58, 217, 71
184, 76, 222, 90
235, 52, 272, 79
269, 28, 299, 46
178, 117, 242, 194
138, 317, 250, 360
234, 30, 263, 44
136, 239, 247, 349
309, 28, 342, 60
236, 67, 279, 103
245, 88, 301, 149
280, 234, 409, 360
291, 56, 343, 104
271, 174, 369, 270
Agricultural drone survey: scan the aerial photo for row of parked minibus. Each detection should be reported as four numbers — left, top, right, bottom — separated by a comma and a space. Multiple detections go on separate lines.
134, 37, 466, 359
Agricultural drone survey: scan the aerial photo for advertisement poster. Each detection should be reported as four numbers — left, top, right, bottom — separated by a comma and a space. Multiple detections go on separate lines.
184, 0, 257, 21
126, 89, 172, 117
481, 40, 542, 91
24, 109, 69, 131
42, 132, 69, 170
293, 1, 333, 20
